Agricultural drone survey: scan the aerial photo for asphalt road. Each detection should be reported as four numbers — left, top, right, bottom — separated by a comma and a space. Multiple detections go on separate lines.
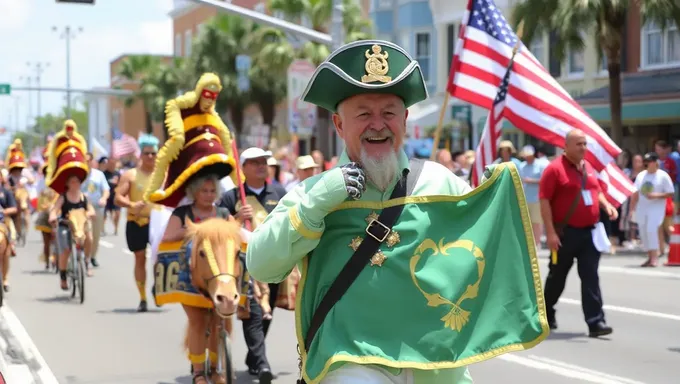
1, 222, 679, 384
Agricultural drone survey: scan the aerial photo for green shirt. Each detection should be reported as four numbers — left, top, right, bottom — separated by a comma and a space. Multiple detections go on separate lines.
247, 150, 474, 384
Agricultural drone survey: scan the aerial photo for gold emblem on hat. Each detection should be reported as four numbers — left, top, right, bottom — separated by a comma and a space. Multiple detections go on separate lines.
361, 44, 391, 84
370, 250, 387, 267
348, 236, 363, 251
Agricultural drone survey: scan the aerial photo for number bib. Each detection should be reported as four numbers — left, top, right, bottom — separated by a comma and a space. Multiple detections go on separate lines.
152, 240, 213, 308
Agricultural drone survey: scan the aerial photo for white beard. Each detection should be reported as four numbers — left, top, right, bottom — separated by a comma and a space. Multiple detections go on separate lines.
360, 147, 399, 192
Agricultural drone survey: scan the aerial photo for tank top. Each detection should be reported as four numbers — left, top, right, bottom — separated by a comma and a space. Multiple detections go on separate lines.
127, 168, 154, 225
61, 193, 88, 220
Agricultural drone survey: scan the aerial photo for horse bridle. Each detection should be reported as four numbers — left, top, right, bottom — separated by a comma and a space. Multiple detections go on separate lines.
197, 238, 242, 302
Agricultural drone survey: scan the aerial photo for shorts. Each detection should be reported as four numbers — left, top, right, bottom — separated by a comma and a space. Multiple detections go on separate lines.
126, 221, 149, 252
106, 196, 120, 211
35, 212, 52, 233
526, 202, 542, 225
55, 224, 72, 255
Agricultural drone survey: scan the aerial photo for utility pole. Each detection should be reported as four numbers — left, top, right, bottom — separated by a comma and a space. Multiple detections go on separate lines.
12, 96, 20, 132
26, 61, 50, 122
18, 76, 33, 127
53, 25, 83, 118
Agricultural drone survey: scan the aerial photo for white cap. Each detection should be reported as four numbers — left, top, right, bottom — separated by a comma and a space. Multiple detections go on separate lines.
521, 145, 535, 157
240, 147, 272, 165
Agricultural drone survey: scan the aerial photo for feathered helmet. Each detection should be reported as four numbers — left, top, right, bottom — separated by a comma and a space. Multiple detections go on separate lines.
144, 73, 242, 208
45, 119, 89, 194
5, 138, 27, 171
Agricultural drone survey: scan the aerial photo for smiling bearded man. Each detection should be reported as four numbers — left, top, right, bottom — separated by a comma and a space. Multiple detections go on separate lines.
246, 40, 549, 384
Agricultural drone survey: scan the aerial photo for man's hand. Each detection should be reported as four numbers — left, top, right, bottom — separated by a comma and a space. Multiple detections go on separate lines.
605, 203, 618, 220
48, 214, 57, 225
98, 197, 107, 207
236, 204, 253, 221
546, 231, 561, 251
340, 162, 367, 200
129, 201, 146, 215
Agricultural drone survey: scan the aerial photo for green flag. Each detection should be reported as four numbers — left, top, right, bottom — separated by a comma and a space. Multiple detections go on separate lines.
297, 163, 550, 382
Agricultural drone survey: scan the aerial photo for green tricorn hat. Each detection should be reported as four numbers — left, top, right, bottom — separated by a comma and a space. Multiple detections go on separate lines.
300, 40, 428, 112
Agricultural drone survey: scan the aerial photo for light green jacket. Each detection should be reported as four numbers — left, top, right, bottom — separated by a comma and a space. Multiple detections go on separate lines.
247, 150, 474, 384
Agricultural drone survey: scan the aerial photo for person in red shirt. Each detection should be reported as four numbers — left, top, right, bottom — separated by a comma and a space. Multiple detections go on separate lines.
538, 129, 617, 338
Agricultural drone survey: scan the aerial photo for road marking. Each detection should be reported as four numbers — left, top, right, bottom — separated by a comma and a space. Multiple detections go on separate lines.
0, 305, 60, 384
99, 240, 114, 248
560, 298, 680, 321
599, 266, 680, 279
498, 354, 645, 384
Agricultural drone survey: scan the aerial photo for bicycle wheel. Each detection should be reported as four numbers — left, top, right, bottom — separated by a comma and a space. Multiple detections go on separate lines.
70, 249, 77, 298
216, 326, 234, 384
76, 254, 85, 304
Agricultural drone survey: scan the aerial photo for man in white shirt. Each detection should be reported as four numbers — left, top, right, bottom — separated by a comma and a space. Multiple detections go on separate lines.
285, 155, 320, 192
630, 152, 675, 267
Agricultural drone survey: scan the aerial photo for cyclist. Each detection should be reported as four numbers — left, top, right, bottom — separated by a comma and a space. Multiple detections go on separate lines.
5, 139, 31, 254
35, 164, 58, 269
44, 119, 92, 289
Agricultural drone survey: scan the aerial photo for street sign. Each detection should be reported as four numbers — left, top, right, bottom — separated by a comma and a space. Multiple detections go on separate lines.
0, 84, 10, 95
451, 105, 471, 120
235, 54, 251, 92
237, 76, 250, 92
287, 60, 317, 138
236, 55, 251, 71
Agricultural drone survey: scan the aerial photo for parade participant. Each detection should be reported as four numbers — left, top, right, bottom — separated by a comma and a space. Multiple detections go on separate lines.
247, 40, 548, 384
0, 171, 18, 292
82, 152, 110, 268
102, 157, 121, 235
45, 120, 94, 288
5, 139, 31, 251
218, 147, 286, 383
145, 72, 240, 384
629, 152, 674, 267
540, 129, 617, 337
35, 164, 58, 269
285, 155, 320, 192
115, 134, 159, 313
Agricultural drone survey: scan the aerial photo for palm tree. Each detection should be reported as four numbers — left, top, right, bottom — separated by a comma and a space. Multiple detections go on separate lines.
511, 0, 680, 145
116, 55, 163, 135
267, 0, 374, 152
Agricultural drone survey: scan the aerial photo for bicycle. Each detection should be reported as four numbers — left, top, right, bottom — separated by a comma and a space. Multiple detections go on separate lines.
190, 310, 234, 383
54, 210, 87, 304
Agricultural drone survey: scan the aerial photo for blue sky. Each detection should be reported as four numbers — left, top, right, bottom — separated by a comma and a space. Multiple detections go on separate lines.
0, 0, 174, 133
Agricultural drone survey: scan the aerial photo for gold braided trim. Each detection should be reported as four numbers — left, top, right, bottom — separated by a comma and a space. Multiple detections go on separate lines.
288, 206, 323, 240
47, 162, 89, 189
182, 114, 222, 133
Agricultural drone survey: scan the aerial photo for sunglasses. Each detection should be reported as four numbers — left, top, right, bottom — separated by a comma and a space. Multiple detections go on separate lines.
142, 151, 157, 156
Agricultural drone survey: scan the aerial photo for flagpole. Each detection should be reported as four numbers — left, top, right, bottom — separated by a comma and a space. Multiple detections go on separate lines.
431, 20, 525, 160
230, 139, 252, 232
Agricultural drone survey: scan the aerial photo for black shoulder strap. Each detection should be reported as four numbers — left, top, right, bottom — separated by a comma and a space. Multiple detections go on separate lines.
302, 163, 419, 352
406, 159, 425, 196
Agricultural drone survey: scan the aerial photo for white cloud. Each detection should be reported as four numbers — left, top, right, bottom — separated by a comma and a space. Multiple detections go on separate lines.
0, 0, 31, 30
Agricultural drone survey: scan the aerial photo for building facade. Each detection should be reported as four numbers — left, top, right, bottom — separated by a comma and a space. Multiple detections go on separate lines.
372, 0, 680, 154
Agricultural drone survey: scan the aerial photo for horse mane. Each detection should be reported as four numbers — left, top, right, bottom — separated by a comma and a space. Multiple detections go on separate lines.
185, 216, 242, 245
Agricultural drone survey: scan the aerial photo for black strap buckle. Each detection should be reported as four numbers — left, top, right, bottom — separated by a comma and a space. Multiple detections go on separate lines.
365, 219, 390, 243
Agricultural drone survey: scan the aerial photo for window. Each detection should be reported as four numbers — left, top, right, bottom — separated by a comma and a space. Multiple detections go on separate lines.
254, 2, 265, 13
174, 34, 182, 56
184, 30, 192, 57
529, 35, 545, 66
568, 45, 584, 74
377, 0, 393, 9
415, 32, 431, 83
642, 22, 680, 68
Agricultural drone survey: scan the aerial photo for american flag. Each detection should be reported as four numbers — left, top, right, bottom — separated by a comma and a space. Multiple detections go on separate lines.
449, 0, 635, 205
471, 49, 515, 187
111, 128, 140, 158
